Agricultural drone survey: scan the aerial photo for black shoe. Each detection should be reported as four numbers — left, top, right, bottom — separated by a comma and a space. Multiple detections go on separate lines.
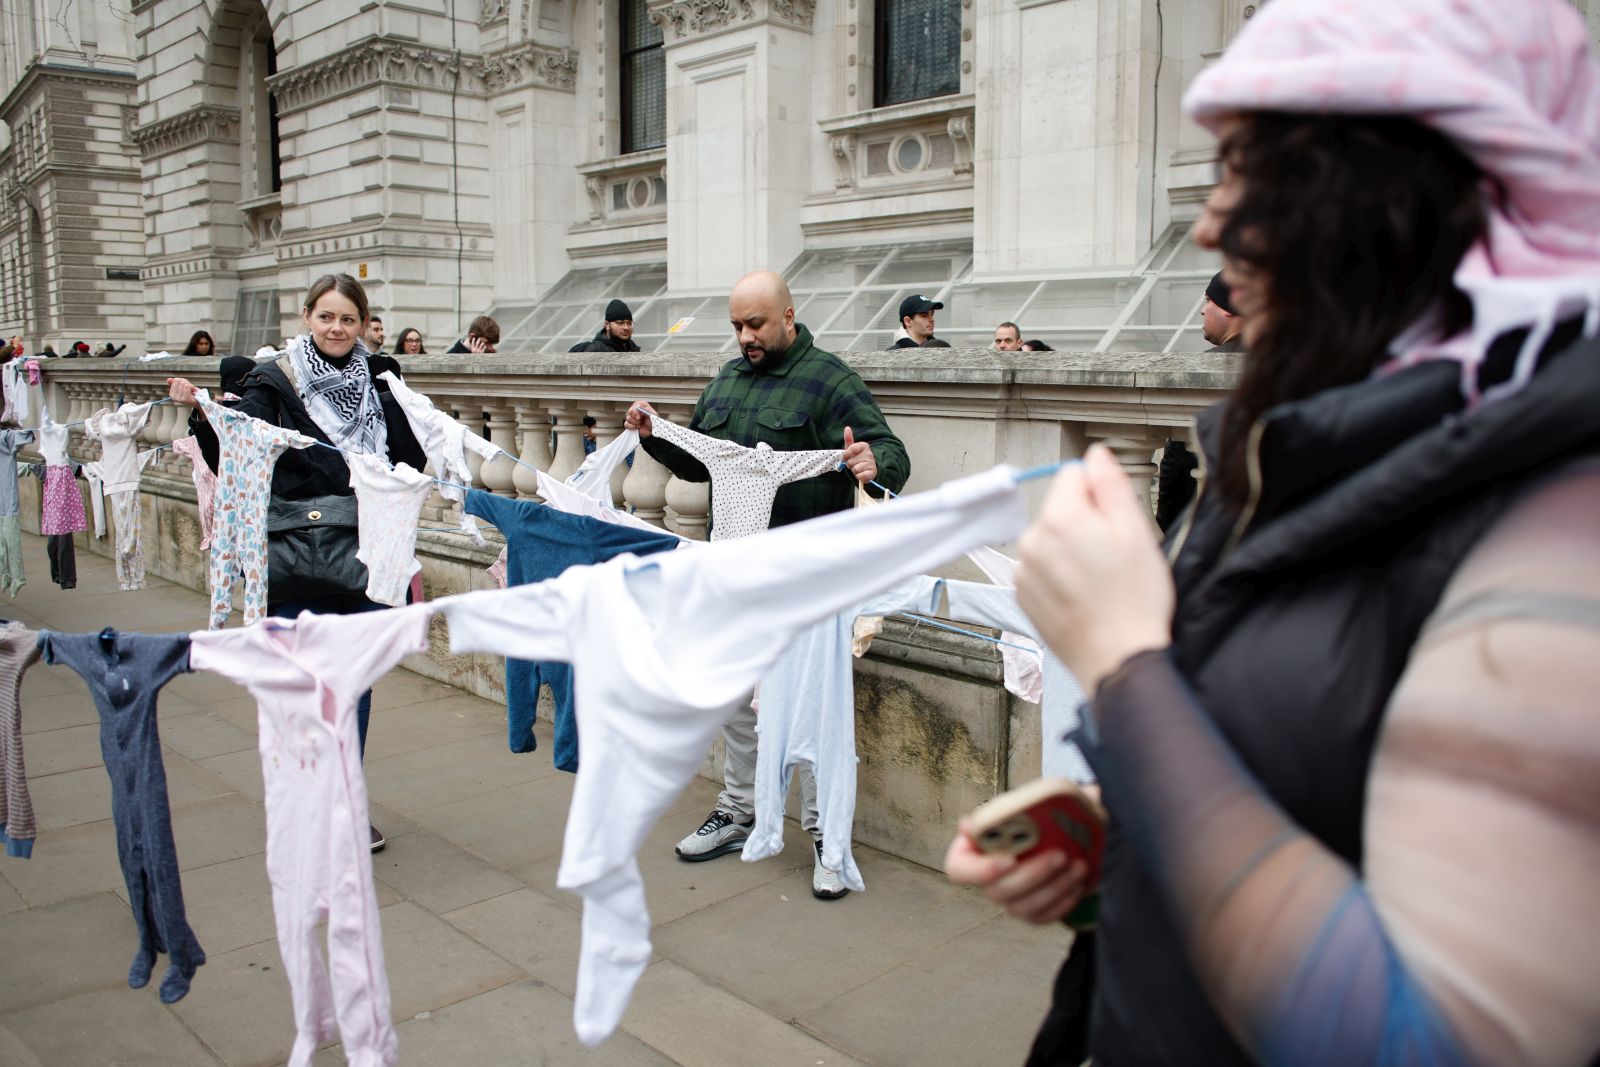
369, 823, 386, 853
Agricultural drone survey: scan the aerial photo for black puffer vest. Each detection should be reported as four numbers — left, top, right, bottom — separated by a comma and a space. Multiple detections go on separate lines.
1089, 324, 1600, 1065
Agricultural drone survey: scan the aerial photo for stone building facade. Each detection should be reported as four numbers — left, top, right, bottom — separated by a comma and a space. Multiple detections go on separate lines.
1, 0, 1598, 355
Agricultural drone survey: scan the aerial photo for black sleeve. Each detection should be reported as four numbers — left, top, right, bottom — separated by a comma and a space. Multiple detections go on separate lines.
380, 392, 427, 471
188, 409, 221, 475
1155, 442, 1199, 533
638, 392, 711, 483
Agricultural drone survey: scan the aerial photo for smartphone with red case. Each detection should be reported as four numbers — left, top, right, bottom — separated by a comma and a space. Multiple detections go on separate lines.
967, 778, 1106, 929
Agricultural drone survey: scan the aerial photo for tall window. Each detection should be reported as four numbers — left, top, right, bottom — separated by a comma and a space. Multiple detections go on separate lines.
620, 0, 665, 153
875, 0, 961, 108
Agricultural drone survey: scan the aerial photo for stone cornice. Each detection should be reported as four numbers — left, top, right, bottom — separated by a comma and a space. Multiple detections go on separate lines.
0, 61, 136, 124
266, 36, 579, 112
129, 105, 240, 161
646, 0, 813, 42
479, 41, 579, 94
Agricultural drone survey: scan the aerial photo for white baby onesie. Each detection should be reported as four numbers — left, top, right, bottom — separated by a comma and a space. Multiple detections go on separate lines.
535, 469, 686, 540
83, 462, 107, 538
346, 452, 436, 607
377, 371, 500, 543
38, 420, 69, 467
966, 545, 1046, 703
188, 604, 433, 1067
742, 575, 945, 891
565, 428, 637, 502
943, 577, 1093, 784
83, 402, 153, 495
438, 463, 1027, 1046
647, 415, 843, 540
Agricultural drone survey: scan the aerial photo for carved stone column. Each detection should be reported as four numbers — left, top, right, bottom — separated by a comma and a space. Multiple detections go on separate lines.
547, 404, 587, 483
1085, 423, 1168, 516
451, 400, 489, 486
510, 399, 551, 499
659, 403, 710, 540
622, 441, 672, 529
480, 402, 519, 497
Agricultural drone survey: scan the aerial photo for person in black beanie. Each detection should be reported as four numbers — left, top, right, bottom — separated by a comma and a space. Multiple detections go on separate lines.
570, 298, 641, 352
1201, 270, 1245, 352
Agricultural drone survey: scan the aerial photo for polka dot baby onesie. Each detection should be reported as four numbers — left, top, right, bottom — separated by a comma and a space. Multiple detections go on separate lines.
646, 415, 843, 540
38, 422, 87, 538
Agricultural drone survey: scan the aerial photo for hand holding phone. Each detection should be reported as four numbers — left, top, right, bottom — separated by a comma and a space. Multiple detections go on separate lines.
966, 778, 1106, 929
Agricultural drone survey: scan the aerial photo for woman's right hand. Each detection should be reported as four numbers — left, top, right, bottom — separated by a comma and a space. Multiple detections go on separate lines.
624, 401, 657, 438
944, 818, 1090, 924
167, 377, 201, 408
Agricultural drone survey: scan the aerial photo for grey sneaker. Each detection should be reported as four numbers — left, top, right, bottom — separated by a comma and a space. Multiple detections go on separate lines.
675, 809, 751, 861
811, 838, 849, 900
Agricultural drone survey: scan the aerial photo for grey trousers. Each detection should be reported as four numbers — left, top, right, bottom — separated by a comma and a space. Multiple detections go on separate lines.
715, 697, 820, 834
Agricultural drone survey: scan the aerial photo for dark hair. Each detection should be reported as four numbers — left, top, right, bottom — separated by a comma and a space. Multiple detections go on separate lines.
468, 315, 501, 345
1021, 339, 1054, 352
183, 330, 214, 356
996, 321, 1021, 339
369, 315, 382, 325
303, 273, 370, 323
1211, 113, 1487, 501
395, 327, 426, 354
582, 416, 597, 428
218, 355, 256, 396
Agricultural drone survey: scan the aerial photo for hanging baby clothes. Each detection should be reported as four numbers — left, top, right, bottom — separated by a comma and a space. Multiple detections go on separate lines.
38, 422, 88, 543
564, 427, 637, 502
439, 463, 1028, 1046
742, 575, 945, 892
964, 546, 1045, 702
37, 628, 205, 1001
943, 577, 1092, 784
0, 622, 42, 857
84, 404, 153, 591
378, 371, 500, 543
464, 489, 681, 771
194, 391, 316, 629
170, 436, 218, 550
10, 361, 31, 423
535, 469, 684, 539
646, 415, 844, 540
345, 452, 435, 607
0, 429, 35, 597
486, 546, 508, 589
188, 604, 433, 1067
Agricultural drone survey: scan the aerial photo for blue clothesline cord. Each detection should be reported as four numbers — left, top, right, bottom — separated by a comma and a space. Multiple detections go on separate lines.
57, 396, 175, 430
892, 612, 1041, 655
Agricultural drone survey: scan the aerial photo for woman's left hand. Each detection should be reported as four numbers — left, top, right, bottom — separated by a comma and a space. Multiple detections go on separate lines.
1016, 444, 1176, 693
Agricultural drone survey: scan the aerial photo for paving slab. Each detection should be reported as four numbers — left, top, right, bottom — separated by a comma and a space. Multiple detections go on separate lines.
27, 751, 232, 832
0, 892, 139, 1014
363, 730, 553, 815
310, 979, 676, 1067
654, 852, 1003, 1020
440, 887, 586, 995
0, 986, 223, 1066
799, 913, 1074, 1067
368, 830, 523, 914
14, 720, 102, 776
358, 695, 506, 762
1, 816, 128, 905
376, 900, 526, 1020
16, 687, 98, 731
159, 709, 260, 761
166, 938, 305, 1067
407, 770, 575, 872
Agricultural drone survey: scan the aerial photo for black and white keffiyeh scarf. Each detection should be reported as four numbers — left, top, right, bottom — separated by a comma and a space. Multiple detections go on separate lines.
284, 334, 388, 460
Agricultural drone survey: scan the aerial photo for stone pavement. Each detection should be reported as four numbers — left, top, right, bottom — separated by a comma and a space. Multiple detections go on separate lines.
0, 534, 1071, 1066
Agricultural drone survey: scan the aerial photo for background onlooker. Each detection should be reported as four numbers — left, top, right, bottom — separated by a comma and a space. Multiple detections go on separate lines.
363, 316, 386, 354
448, 315, 499, 354
394, 328, 426, 355
889, 294, 942, 348
570, 300, 640, 353
1021, 339, 1054, 352
993, 322, 1022, 350
1201, 271, 1244, 352
183, 330, 214, 357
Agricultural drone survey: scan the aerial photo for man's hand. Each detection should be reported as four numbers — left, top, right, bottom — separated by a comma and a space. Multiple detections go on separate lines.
944, 818, 1089, 924
625, 401, 657, 438
842, 426, 878, 484
166, 377, 202, 410
466, 334, 490, 354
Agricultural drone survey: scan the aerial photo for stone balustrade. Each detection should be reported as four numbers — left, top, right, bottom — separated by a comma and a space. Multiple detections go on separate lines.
19, 348, 1238, 869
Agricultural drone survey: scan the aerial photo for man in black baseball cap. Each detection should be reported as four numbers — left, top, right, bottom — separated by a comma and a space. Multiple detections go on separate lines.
889, 294, 943, 348
1201, 271, 1245, 352
571, 298, 641, 353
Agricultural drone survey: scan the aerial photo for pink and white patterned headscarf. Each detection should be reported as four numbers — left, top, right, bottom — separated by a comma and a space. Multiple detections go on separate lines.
1185, 0, 1600, 401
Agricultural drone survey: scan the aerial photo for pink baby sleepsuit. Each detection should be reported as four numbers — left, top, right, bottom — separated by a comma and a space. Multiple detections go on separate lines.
171, 436, 218, 550
188, 604, 433, 1067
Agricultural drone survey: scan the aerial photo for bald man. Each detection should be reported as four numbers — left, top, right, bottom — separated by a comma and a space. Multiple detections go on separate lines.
624, 269, 910, 900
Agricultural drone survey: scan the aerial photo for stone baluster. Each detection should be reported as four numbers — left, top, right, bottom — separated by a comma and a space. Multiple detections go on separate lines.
480, 401, 519, 497
659, 403, 710, 541
510, 399, 551, 499
449, 399, 489, 486
587, 405, 629, 507
622, 440, 672, 529
546, 403, 587, 483
1084, 422, 1169, 515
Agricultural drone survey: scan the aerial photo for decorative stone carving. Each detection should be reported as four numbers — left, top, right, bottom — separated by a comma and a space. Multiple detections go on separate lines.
830, 133, 857, 190
269, 39, 469, 113
480, 41, 580, 92
646, 0, 755, 40
480, 0, 511, 26
946, 113, 973, 175
129, 106, 240, 161
769, 0, 816, 29
584, 176, 606, 222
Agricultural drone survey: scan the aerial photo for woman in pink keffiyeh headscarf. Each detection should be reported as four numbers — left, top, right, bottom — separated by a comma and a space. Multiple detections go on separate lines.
945, 2, 1600, 1065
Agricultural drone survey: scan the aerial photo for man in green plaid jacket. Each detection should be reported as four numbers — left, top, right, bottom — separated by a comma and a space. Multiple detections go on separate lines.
625, 268, 911, 901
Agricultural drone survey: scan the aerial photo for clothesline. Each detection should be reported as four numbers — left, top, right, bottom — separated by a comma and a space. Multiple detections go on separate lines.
56, 396, 176, 430
892, 611, 1042, 655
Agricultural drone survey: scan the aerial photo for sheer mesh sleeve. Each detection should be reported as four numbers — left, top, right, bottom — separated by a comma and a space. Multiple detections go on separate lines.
1073, 469, 1600, 1067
